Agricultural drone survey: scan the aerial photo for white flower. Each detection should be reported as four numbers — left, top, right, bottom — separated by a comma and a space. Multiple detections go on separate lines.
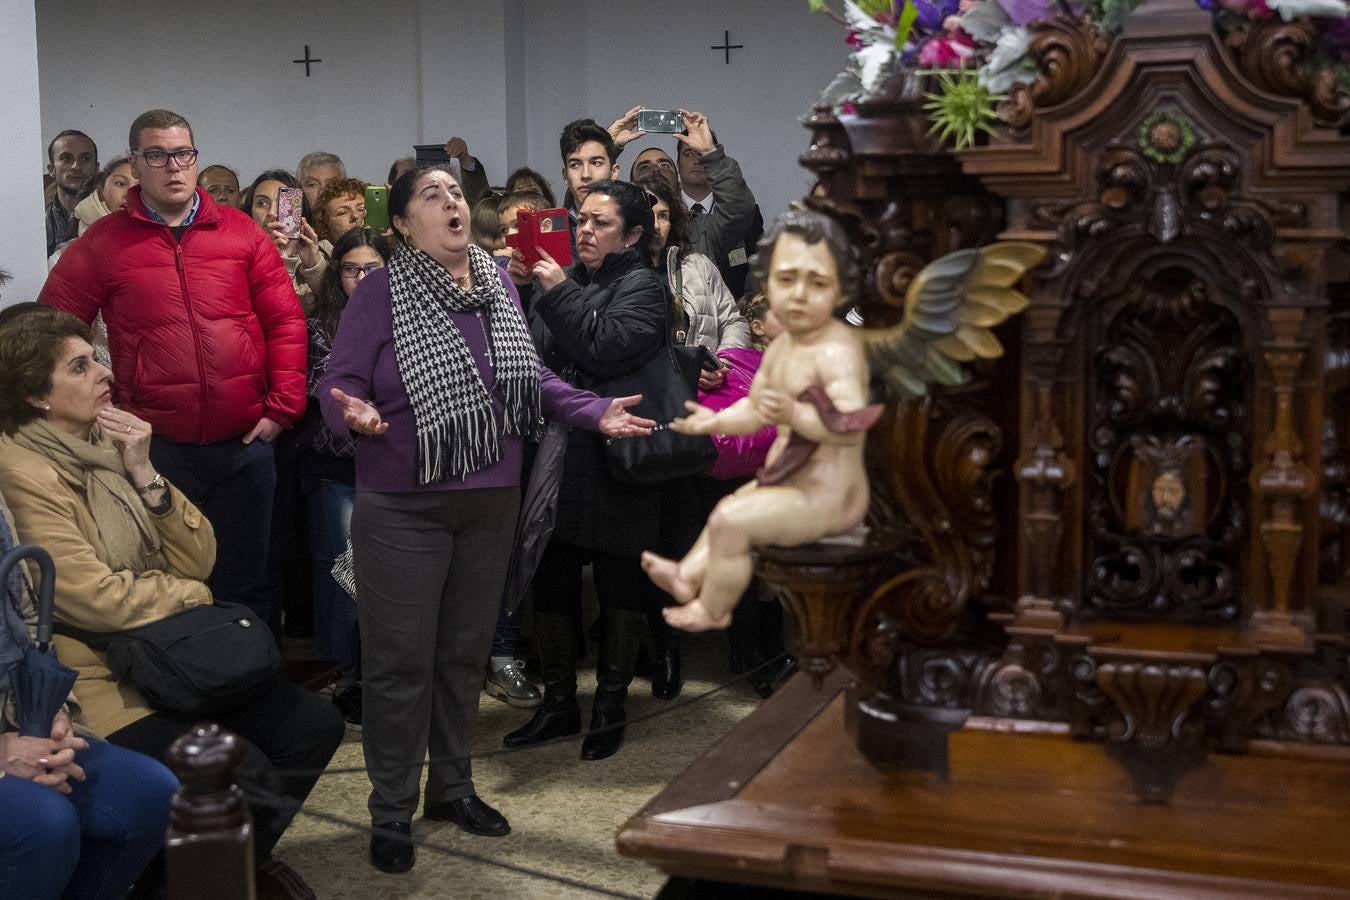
1266, 0, 1348, 17
978, 25, 1036, 93
856, 42, 897, 93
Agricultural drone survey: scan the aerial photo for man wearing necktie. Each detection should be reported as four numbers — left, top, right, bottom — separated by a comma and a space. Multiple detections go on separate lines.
673, 111, 758, 296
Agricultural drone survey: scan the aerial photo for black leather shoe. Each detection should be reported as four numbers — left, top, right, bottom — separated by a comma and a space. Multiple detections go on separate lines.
651, 647, 682, 700
369, 821, 414, 873
502, 698, 581, 748
424, 794, 511, 837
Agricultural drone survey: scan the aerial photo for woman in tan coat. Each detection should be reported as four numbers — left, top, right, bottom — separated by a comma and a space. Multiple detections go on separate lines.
0, 307, 343, 896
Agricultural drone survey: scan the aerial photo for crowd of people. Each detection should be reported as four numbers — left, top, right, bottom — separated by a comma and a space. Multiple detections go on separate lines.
2, 102, 795, 896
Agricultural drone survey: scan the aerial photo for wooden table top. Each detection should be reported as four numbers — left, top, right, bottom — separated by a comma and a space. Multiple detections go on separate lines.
619, 673, 1350, 899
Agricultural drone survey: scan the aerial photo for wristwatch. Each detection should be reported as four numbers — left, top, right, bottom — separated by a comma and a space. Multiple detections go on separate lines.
135, 473, 167, 494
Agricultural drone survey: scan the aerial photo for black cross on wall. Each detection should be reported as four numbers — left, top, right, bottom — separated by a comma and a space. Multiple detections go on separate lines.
710, 30, 743, 64
293, 45, 323, 77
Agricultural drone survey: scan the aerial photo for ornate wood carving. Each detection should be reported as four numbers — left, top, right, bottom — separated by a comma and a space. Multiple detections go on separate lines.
764, 0, 1350, 805
1230, 19, 1342, 128
1085, 277, 1248, 623
1015, 375, 1075, 622
1269, 682, 1350, 743
862, 401, 1003, 645
1251, 347, 1316, 646
1095, 661, 1209, 802
998, 16, 1110, 131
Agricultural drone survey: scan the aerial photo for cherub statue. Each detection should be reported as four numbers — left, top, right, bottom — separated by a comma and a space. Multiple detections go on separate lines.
642, 206, 1044, 632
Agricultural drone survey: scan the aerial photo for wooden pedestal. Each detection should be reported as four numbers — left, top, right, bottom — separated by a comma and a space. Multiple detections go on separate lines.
618, 672, 1350, 899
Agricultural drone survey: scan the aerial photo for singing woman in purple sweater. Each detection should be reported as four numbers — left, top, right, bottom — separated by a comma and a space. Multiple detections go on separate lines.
318, 166, 652, 874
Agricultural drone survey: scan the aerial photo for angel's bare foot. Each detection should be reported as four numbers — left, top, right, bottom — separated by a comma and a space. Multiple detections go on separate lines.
641, 551, 697, 604
663, 599, 732, 633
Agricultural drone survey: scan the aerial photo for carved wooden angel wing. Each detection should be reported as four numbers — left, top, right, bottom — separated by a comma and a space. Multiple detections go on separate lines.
861, 242, 1045, 398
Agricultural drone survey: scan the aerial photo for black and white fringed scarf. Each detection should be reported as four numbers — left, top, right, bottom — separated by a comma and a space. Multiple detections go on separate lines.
389, 243, 542, 484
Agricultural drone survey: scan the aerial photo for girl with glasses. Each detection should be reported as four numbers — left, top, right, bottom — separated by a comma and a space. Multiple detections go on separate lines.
306, 227, 391, 729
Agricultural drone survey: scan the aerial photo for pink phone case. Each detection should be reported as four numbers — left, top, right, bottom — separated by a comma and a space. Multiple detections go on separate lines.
277, 188, 303, 239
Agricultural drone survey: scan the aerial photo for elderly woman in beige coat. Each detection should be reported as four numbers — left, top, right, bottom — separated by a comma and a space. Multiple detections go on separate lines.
0, 307, 342, 896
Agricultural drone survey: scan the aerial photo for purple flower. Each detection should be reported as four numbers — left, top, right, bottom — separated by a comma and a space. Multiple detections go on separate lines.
914, 0, 961, 32
1194, 0, 1215, 9
1316, 16, 1350, 59
996, 0, 1080, 24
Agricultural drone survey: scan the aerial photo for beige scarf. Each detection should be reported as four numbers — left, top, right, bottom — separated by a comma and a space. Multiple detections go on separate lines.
11, 419, 165, 574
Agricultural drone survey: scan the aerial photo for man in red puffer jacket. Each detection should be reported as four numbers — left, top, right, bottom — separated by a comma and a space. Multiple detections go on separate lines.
41, 109, 305, 628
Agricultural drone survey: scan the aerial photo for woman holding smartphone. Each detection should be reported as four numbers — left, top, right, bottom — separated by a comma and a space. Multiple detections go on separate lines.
241, 169, 325, 310
503, 180, 686, 755
319, 166, 652, 874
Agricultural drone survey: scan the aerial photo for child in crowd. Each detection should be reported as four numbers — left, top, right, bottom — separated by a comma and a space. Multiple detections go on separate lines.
470, 189, 509, 258
697, 294, 779, 480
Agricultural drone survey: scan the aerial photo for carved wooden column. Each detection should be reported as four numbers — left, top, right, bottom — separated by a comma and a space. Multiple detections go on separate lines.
1251, 343, 1316, 647
166, 724, 255, 900
1015, 340, 1075, 628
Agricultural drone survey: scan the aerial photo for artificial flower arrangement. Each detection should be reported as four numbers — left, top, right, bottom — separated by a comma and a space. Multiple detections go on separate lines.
810, 0, 1350, 148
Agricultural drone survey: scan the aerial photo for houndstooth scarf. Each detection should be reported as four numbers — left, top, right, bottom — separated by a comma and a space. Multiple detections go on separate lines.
389, 243, 542, 484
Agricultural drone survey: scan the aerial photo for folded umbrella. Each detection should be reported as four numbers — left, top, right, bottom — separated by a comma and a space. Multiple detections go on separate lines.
2, 545, 78, 738
502, 421, 568, 614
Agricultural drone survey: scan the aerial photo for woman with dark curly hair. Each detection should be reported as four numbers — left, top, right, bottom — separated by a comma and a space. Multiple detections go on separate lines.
504, 179, 682, 757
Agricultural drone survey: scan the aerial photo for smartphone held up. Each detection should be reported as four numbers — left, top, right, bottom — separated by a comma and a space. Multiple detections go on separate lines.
276, 187, 303, 239
637, 108, 684, 134
505, 208, 573, 268
364, 185, 390, 234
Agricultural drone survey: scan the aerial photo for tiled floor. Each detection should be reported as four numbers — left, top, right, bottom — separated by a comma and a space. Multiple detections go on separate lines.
274, 631, 766, 899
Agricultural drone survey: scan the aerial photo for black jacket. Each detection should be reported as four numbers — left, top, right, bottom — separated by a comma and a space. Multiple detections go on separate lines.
529, 248, 669, 555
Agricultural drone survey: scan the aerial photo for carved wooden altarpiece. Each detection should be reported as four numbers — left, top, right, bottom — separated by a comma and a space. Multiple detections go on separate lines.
619, 0, 1350, 895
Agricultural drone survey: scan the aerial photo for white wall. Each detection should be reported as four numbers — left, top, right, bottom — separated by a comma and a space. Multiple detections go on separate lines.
35, 0, 844, 229
528, 0, 843, 222
36, 0, 422, 184
2, 0, 48, 302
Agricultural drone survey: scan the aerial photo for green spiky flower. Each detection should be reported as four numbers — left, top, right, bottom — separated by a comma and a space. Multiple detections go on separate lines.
923, 68, 1004, 150
1137, 109, 1195, 165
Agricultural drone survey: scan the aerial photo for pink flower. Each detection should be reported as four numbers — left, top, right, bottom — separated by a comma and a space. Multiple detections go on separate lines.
917, 32, 976, 67
846, 29, 865, 48
841, 101, 858, 115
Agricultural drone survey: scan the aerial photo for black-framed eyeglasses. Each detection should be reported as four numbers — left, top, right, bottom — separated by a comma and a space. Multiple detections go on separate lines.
340, 262, 383, 278
135, 148, 199, 168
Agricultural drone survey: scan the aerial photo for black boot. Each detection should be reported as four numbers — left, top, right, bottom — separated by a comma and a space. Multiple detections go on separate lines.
503, 612, 580, 748
648, 607, 682, 701
581, 608, 643, 760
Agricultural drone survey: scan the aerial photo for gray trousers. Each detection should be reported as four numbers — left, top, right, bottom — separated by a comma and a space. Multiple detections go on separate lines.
351, 486, 520, 823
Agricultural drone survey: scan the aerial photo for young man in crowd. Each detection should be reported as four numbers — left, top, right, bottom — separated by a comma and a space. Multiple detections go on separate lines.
557, 118, 620, 248
44, 130, 99, 255
40, 108, 307, 628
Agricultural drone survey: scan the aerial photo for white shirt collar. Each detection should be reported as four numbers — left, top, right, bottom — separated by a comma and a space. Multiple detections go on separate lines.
682, 191, 714, 214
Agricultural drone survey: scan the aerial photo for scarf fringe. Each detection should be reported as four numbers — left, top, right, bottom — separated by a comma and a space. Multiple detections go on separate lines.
417, 405, 504, 485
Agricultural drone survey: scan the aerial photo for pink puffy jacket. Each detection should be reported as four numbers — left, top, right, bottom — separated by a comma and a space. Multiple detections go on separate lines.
698, 346, 776, 480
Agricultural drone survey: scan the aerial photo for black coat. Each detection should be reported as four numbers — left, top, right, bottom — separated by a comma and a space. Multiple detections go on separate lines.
528, 248, 670, 556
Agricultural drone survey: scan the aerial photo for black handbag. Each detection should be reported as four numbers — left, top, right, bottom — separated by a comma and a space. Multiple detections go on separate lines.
603, 250, 717, 484
78, 602, 280, 716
